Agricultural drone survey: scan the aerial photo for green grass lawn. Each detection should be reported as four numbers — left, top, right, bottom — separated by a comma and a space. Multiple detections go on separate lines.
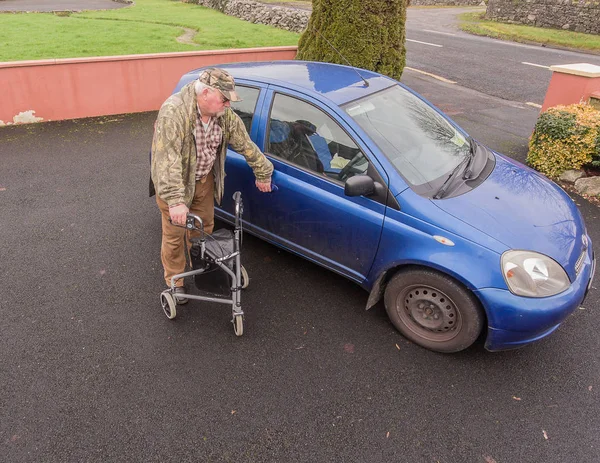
459, 12, 600, 52
0, 0, 300, 62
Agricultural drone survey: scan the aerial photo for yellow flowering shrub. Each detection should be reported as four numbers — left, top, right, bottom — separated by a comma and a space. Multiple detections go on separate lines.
527, 103, 600, 179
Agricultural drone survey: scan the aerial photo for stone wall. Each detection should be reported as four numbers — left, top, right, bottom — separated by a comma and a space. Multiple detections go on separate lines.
196, 0, 484, 33
196, 0, 310, 33
486, 0, 600, 34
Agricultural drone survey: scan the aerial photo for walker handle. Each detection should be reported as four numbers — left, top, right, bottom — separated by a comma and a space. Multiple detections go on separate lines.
168, 214, 204, 231
185, 213, 204, 231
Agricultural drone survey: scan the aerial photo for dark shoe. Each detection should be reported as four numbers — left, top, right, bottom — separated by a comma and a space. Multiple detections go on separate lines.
174, 286, 189, 305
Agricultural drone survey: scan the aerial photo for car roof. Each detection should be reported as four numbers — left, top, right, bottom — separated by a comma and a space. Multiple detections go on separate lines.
179, 60, 396, 105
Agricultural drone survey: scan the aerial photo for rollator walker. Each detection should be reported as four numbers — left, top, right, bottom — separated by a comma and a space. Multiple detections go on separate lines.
159, 191, 249, 336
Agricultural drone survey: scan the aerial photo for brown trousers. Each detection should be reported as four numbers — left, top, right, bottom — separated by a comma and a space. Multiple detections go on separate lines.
156, 172, 215, 287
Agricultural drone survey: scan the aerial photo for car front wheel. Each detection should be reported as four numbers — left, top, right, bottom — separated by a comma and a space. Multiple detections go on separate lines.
384, 268, 484, 353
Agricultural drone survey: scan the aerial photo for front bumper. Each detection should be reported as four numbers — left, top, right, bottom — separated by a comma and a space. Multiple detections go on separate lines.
477, 246, 595, 352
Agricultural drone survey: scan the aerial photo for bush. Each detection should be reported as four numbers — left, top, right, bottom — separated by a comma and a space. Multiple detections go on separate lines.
527, 103, 600, 179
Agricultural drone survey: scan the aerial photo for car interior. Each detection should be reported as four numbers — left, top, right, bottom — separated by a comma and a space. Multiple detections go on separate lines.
268, 118, 364, 181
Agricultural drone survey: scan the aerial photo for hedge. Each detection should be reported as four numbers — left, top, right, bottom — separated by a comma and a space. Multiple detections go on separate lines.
527, 103, 600, 179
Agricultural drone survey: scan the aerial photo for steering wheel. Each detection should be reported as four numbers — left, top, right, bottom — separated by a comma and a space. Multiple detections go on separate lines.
338, 152, 365, 182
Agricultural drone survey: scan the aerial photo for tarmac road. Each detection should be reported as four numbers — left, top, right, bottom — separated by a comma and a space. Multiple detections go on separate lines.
405, 8, 600, 105
0, 0, 127, 12
1, 75, 599, 462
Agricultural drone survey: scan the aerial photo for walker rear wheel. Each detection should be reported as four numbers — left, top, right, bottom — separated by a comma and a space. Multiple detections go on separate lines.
233, 314, 244, 336
160, 291, 177, 320
241, 265, 249, 289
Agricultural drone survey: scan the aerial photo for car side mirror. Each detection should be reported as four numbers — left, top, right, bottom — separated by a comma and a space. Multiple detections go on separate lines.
345, 175, 380, 197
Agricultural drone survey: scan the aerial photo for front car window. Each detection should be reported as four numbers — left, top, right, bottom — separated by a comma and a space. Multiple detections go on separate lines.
343, 85, 469, 192
266, 93, 369, 182
230, 85, 260, 133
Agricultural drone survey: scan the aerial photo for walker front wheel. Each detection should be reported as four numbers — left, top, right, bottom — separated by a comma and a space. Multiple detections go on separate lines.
160, 291, 177, 320
241, 265, 249, 289
233, 314, 244, 336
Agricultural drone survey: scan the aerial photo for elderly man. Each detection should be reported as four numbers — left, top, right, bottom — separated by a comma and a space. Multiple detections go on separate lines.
150, 68, 273, 303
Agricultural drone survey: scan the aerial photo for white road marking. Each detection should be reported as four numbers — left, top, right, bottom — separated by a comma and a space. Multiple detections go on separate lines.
405, 67, 457, 84
407, 39, 443, 48
422, 29, 457, 36
522, 62, 550, 69
526, 102, 542, 108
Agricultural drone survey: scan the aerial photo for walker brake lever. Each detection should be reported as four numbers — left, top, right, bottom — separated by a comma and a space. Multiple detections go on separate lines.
186, 213, 203, 231
168, 214, 203, 230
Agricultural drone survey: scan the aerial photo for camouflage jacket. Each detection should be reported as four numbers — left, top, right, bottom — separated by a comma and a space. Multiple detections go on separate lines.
150, 81, 273, 206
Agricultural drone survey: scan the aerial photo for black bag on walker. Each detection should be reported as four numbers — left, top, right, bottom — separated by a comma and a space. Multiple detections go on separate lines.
190, 229, 234, 297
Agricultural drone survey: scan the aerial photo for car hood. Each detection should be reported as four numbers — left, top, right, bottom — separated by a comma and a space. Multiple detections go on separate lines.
432, 154, 586, 280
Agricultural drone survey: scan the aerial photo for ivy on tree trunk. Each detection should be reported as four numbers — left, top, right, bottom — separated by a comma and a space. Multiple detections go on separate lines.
296, 0, 407, 80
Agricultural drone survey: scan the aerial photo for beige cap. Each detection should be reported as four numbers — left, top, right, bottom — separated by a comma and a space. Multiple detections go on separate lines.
198, 67, 241, 102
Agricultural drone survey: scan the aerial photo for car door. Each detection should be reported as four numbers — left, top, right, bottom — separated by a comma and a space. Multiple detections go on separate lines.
233, 86, 389, 283
217, 79, 270, 222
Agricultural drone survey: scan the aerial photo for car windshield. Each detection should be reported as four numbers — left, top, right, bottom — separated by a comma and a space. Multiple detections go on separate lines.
343, 85, 470, 188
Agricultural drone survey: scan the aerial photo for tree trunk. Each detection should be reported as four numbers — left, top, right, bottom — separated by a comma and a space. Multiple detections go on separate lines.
296, 0, 407, 80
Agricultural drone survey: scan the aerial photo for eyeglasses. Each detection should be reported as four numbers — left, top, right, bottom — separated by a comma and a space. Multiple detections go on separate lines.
214, 89, 229, 104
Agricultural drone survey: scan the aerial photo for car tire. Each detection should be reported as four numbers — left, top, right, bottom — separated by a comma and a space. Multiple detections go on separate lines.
384, 268, 484, 353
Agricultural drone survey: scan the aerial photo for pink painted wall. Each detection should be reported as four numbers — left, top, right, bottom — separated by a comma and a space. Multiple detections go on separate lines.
541, 72, 600, 112
0, 47, 298, 123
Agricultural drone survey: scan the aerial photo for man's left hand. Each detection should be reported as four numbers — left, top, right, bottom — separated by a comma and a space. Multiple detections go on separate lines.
255, 180, 272, 192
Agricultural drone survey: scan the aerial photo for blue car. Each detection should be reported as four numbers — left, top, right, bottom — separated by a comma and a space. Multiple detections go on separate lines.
173, 61, 595, 353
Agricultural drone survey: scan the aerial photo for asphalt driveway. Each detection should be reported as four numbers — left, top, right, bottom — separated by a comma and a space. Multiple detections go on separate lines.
1, 73, 598, 462
0, 0, 127, 12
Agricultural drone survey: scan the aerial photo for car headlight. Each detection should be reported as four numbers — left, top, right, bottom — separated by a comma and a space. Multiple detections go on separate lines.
501, 250, 570, 297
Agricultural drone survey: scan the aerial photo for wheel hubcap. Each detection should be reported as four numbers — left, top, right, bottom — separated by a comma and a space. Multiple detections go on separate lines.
399, 285, 461, 340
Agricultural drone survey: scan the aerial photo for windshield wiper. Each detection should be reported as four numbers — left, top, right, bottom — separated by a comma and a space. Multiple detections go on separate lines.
433, 152, 471, 200
462, 137, 478, 180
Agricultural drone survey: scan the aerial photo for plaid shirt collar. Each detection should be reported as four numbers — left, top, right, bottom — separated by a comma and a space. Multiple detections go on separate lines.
194, 104, 222, 179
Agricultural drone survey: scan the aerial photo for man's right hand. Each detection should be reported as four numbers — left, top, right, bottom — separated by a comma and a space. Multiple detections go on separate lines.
169, 204, 189, 226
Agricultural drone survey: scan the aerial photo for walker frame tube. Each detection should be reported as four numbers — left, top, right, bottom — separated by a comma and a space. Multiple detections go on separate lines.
166, 191, 245, 322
